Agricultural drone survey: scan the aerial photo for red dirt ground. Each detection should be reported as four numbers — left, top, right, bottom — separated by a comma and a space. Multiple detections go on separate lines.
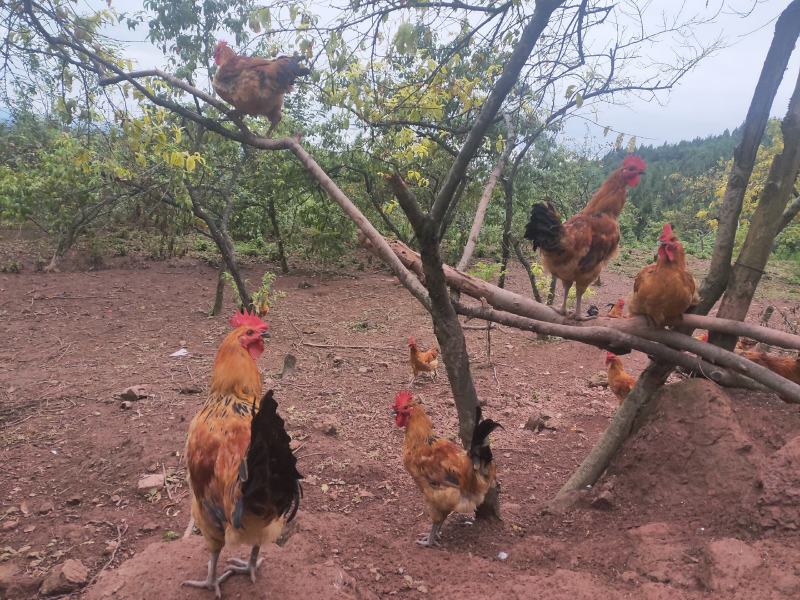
2, 240, 800, 599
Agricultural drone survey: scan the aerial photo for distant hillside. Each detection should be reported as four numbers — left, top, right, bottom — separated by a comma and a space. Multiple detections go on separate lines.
601, 128, 743, 240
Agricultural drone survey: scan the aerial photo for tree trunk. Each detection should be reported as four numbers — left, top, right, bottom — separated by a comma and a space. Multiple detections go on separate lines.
456, 115, 514, 273
210, 265, 225, 316
267, 196, 289, 274
188, 193, 252, 309
512, 238, 542, 302
498, 178, 514, 290
712, 67, 800, 349
550, 361, 674, 505
778, 194, 800, 231
697, 0, 800, 313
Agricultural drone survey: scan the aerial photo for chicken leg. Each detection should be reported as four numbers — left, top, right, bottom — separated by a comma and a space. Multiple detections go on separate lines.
416, 521, 444, 547
182, 551, 230, 599
223, 545, 263, 584
558, 280, 572, 315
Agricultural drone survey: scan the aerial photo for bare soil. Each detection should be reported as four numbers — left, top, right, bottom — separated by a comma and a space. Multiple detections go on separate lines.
2, 239, 800, 599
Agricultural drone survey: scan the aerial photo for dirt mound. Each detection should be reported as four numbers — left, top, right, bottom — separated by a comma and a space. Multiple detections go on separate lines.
751, 433, 800, 531
601, 379, 763, 526
85, 515, 376, 600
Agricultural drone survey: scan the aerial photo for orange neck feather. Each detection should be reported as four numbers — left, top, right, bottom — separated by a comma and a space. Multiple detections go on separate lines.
210, 329, 262, 399
582, 168, 629, 216
404, 404, 433, 446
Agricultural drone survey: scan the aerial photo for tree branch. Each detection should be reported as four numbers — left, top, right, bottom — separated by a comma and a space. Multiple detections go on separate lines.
429, 0, 565, 224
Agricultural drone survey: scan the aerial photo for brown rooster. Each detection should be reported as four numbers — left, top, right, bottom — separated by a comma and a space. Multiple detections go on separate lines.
606, 297, 625, 318
605, 352, 636, 404
524, 155, 646, 318
392, 391, 501, 546
212, 41, 310, 134
183, 310, 302, 598
408, 336, 439, 383
629, 223, 698, 327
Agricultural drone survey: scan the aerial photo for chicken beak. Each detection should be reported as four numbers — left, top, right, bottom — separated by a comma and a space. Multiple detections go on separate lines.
261, 330, 270, 339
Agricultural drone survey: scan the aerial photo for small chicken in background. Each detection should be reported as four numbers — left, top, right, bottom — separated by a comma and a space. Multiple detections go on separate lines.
629, 223, 698, 327
392, 391, 501, 547
212, 40, 310, 135
605, 352, 637, 404
408, 336, 439, 384
523, 155, 646, 317
183, 310, 302, 598
606, 298, 626, 318
694, 331, 757, 353
740, 350, 800, 385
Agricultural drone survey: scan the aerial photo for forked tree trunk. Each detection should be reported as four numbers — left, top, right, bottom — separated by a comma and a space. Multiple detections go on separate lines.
697, 0, 800, 314
712, 68, 800, 349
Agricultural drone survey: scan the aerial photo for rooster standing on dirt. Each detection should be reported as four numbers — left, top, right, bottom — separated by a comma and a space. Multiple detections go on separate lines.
523, 155, 646, 318
605, 352, 637, 404
212, 41, 310, 135
408, 336, 439, 384
629, 223, 698, 327
183, 310, 302, 598
392, 391, 501, 547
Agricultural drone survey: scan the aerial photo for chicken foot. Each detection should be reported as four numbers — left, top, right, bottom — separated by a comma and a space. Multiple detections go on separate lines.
223, 545, 263, 584
416, 521, 444, 547
182, 551, 232, 599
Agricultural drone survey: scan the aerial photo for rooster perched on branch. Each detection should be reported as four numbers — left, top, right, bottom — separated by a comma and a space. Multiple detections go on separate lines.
393, 391, 501, 547
212, 41, 310, 135
183, 310, 302, 598
523, 155, 646, 318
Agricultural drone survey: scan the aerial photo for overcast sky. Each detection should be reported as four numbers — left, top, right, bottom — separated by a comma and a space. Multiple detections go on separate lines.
97, 0, 799, 148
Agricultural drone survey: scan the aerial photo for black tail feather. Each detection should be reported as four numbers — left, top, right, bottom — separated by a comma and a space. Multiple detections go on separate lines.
469, 406, 502, 472
240, 390, 303, 525
523, 202, 564, 252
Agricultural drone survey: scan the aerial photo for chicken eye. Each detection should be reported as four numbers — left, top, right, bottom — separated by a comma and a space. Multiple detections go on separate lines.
246, 329, 254, 335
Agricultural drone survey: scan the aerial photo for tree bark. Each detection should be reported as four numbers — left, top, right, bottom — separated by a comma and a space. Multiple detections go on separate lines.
697, 0, 800, 313
713, 67, 800, 350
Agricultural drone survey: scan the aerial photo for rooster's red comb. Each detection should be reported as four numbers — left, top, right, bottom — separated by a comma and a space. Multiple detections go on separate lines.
229, 309, 268, 330
216, 39, 229, 48
605, 352, 617, 362
659, 222, 674, 240
407, 336, 416, 346
623, 155, 646, 172
394, 390, 414, 408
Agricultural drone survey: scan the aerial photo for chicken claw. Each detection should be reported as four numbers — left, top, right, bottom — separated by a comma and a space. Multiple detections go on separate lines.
416, 522, 443, 547
182, 552, 227, 599
222, 545, 263, 584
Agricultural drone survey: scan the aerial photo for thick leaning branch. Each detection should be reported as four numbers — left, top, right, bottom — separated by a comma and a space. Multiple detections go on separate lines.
377, 238, 800, 352
453, 301, 771, 392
